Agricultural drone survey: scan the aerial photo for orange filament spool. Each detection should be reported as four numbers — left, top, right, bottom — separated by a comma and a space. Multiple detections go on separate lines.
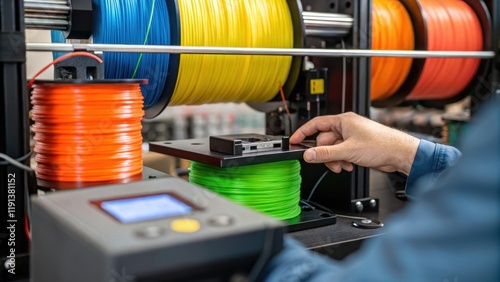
31, 80, 146, 189
371, 0, 415, 101
407, 0, 483, 100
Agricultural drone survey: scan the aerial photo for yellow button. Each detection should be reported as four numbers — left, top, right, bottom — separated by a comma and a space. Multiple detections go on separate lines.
170, 218, 201, 233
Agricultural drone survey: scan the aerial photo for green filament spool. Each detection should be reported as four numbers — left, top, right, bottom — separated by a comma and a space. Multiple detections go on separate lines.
189, 160, 302, 220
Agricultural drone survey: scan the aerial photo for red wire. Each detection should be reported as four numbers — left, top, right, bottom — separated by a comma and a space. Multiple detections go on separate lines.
25, 214, 31, 242
407, 0, 483, 100
279, 84, 291, 117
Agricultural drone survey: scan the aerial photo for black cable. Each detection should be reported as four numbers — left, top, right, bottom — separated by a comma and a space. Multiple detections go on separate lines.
0, 152, 37, 195
0, 151, 33, 168
304, 199, 371, 221
0, 152, 37, 241
299, 199, 315, 209
307, 170, 329, 201
287, 115, 293, 136
304, 199, 334, 214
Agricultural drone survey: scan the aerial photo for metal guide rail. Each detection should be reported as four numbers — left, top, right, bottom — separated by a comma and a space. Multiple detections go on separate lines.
26, 43, 495, 58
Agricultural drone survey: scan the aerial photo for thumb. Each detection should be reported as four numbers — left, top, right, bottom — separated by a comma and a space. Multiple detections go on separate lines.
303, 143, 351, 163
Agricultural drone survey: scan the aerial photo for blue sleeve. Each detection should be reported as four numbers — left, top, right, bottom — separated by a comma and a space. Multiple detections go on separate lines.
263, 100, 500, 282
405, 140, 462, 198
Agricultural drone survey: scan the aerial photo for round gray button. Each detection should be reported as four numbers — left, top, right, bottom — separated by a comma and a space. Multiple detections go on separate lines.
135, 225, 166, 239
208, 215, 234, 227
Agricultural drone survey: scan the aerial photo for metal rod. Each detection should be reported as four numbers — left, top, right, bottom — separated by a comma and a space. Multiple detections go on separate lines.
25, 18, 69, 27
26, 43, 495, 58
303, 12, 353, 37
23, 3, 71, 12
302, 11, 353, 19
304, 20, 353, 28
25, 0, 68, 4
24, 0, 69, 30
305, 29, 350, 37
25, 13, 68, 19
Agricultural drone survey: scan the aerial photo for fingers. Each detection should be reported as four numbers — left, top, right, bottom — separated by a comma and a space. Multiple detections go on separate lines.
316, 132, 340, 146
325, 161, 342, 173
340, 161, 354, 172
325, 161, 353, 173
290, 116, 341, 144
303, 143, 350, 163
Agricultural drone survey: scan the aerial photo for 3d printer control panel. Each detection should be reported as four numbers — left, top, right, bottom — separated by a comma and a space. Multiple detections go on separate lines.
30, 178, 284, 282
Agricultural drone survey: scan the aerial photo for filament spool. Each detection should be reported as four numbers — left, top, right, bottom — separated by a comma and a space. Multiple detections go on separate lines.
167, 0, 294, 106
418, 0, 492, 107
371, 0, 415, 101
189, 160, 302, 221
373, 0, 490, 107
406, 0, 483, 101
52, 0, 305, 118
91, 0, 171, 115
31, 80, 146, 189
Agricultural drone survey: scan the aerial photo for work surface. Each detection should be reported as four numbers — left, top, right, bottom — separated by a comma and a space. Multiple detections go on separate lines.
142, 167, 405, 260
290, 170, 407, 259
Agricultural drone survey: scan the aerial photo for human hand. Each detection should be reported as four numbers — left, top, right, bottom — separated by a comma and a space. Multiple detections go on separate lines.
290, 112, 420, 175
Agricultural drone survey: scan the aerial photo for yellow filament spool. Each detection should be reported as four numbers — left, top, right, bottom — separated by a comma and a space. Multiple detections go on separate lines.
169, 0, 294, 105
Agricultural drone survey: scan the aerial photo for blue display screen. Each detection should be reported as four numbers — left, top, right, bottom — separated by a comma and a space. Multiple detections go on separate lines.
100, 194, 192, 223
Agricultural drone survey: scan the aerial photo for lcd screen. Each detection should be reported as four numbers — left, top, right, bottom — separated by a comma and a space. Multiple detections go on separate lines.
99, 194, 193, 223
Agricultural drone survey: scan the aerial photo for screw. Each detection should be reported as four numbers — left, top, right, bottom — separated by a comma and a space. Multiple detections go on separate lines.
355, 201, 364, 212
369, 199, 377, 209
4, 259, 14, 270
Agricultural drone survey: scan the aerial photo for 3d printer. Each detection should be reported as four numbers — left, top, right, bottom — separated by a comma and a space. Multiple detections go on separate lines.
0, 0, 498, 281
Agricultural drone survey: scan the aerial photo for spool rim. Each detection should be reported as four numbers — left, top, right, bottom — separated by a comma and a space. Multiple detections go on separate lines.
36, 173, 144, 190
33, 79, 149, 85
372, 0, 428, 108
144, 0, 181, 119
147, 0, 304, 114
281, 0, 306, 99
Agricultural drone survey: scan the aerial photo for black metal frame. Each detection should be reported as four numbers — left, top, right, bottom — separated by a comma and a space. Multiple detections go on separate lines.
295, 0, 500, 213
478, 0, 500, 106
0, 0, 31, 280
296, 0, 374, 213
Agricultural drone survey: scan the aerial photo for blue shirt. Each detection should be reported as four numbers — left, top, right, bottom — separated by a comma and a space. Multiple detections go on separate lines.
264, 100, 500, 282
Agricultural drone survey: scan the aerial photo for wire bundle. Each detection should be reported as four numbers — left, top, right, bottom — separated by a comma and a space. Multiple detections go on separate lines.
31, 82, 144, 189
371, 0, 415, 101
169, 0, 294, 105
91, 0, 170, 108
407, 0, 483, 100
189, 160, 302, 220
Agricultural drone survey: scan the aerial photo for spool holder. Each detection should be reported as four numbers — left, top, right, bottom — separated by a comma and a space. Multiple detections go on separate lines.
150, 137, 309, 168
151, 136, 337, 231
53, 52, 104, 80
